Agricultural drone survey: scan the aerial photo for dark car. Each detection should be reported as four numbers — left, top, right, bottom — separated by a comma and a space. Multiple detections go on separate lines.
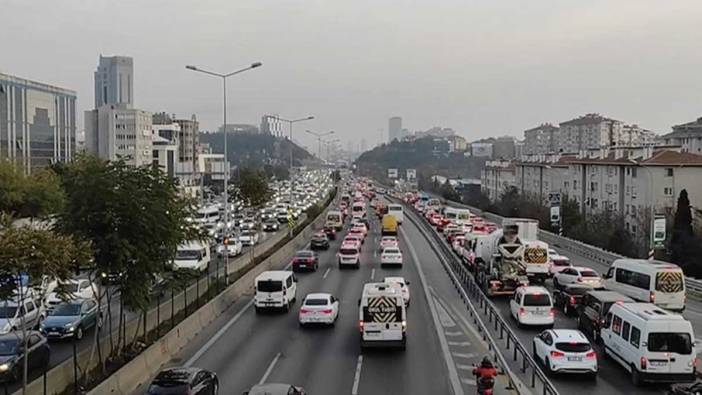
244, 383, 306, 395
263, 219, 279, 232
291, 250, 319, 272
0, 331, 50, 383
147, 367, 218, 395
40, 299, 101, 341
552, 284, 590, 316
323, 226, 336, 240
576, 290, 635, 343
310, 232, 330, 250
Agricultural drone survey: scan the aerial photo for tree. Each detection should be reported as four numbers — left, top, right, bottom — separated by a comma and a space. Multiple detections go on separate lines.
55, 155, 201, 360
670, 189, 701, 276
236, 168, 271, 209
0, 161, 64, 218
440, 179, 461, 202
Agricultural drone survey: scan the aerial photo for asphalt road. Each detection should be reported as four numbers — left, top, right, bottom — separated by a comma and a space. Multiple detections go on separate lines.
145, 206, 516, 395
415, 203, 702, 395
6, 230, 279, 394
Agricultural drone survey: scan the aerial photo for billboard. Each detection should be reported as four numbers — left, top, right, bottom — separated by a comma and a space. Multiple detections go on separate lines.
388, 168, 398, 179
653, 215, 666, 248
406, 169, 416, 180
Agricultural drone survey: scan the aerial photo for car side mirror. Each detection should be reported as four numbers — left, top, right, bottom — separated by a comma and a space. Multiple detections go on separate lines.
357, 298, 361, 306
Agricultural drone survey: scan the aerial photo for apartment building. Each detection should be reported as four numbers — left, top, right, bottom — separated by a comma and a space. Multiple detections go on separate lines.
481, 160, 516, 201
523, 123, 559, 155
660, 116, 702, 154
558, 113, 625, 152
515, 154, 574, 204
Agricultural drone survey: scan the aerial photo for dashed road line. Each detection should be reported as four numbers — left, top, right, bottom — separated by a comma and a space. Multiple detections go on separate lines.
322, 267, 331, 279
448, 341, 472, 346
370, 268, 376, 280
445, 331, 463, 336
351, 355, 363, 395
461, 378, 477, 386
258, 352, 281, 384
456, 363, 475, 370
452, 352, 477, 359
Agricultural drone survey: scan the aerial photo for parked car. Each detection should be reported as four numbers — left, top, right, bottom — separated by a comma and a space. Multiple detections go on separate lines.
0, 331, 50, 383
291, 250, 319, 272
553, 284, 591, 316
40, 298, 101, 340
298, 293, 339, 327
147, 367, 219, 394
576, 290, 634, 343
532, 329, 598, 379
554, 267, 603, 289
310, 232, 330, 250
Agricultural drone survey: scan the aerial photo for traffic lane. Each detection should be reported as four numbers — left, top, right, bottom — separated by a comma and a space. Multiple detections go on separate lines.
489, 293, 670, 394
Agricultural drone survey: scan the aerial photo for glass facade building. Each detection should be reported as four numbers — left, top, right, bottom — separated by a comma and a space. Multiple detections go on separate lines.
0, 72, 76, 173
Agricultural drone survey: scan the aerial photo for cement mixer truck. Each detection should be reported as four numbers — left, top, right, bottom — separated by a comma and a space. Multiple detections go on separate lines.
474, 218, 549, 296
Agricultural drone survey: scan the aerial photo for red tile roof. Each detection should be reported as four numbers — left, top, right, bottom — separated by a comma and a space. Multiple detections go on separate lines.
640, 150, 702, 166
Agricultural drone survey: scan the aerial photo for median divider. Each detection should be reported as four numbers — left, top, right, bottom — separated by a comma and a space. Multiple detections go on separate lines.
15, 192, 336, 395
84, 200, 334, 395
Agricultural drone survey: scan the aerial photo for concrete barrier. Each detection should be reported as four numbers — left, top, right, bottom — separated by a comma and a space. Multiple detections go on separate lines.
82, 202, 333, 395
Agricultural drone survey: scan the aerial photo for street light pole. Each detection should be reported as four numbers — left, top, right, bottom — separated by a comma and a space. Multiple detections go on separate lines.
273, 116, 315, 236
305, 130, 334, 160
186, 62, 262, 283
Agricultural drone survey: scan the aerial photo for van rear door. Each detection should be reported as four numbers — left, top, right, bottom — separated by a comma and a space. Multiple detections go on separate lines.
362, 296, 404, 341
256, 279, 285, 306
645, 324, 695, 375
652, 270, 685, 310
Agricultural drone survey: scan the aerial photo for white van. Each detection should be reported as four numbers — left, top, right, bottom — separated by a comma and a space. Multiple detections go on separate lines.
359, 282, 407, 350
510, 286, 555, 327
444, 207, 471, 226
172, 241, 211, 272
338, 244, 361, 269
254, 271, 297, 313
194, 205, 220, 225
387, 204, 404, 224
325, 210, 343, 231
603, 259, 686, 312
351, 201, 366, 219
601, 302, 696, 385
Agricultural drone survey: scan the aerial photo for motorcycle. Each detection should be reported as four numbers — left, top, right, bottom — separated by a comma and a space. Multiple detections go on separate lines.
668, 380, 702, 395
472, 364, 496, 395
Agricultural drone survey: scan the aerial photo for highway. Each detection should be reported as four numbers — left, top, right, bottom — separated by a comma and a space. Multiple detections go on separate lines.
413, 199, 702, 395
140, 205, 515, 395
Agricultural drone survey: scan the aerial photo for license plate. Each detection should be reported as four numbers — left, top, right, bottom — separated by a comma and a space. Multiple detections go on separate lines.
650, 361, 667, 366
567, 357, 582, 362
48, 332, 59, 336
365, 331, 380, 338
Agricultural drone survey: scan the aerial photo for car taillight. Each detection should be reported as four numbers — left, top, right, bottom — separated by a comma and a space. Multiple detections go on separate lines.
402, 320, 407, 331
300, 308, 310, 314
585, 351, 597, 359
321, 309, 333, 314
640, 356, 647, 370
576, 277, 583, 282
690, 357, 698, 367
519, 307, 525, 316
549, 308, 555, 317
649, 292, 655, 303
569, 296, 576, 305
359, 320, 364, 332
550, 351, 565, 358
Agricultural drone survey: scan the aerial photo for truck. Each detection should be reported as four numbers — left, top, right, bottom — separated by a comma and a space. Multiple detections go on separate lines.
505, 218, 550, 284
474, 219, 533, 297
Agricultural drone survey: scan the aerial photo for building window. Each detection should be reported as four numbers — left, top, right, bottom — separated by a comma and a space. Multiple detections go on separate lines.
632, 224, 637, 233
665, 168, 673, 177
564, 181, 570, 190
664, 187, 673, 196
626, 204, 630, 215
573, 180, 577, 190
631, 167, 637, 178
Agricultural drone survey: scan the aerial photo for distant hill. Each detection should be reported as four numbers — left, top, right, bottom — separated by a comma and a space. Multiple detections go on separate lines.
199, 132, 316, 170
354, 137, 486, 183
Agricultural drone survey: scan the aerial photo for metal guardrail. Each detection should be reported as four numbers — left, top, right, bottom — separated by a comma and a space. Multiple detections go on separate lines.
398, 198, 560, 395
423, 193, 702, 301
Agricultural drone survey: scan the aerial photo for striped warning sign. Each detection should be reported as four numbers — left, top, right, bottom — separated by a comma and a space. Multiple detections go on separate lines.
366, 297, 398, 323
656, 271, 683, 293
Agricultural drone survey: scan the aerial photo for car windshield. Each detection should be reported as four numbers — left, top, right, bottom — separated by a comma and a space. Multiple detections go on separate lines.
59, 282, 81, 293
0, 306, 18, 319
553, 260, 570, 266
0, 339, 19, 356
175, 249, 200, 260
523, 294, 551, 306
50, 303, 82, 316
257, 280, 283, 293
296, 251, 314, 258
340, 248, 358, 255
305, 298, 329, 306
647, 332, 692, 354
555, 342, 591, 353
580, 271, 598, 278
565, 287, 589, 296
383, 248, 400, 254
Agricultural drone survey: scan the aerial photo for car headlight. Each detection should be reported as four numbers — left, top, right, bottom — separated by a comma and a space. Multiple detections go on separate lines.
0, 363, 9, 372
65, 323, 75, 331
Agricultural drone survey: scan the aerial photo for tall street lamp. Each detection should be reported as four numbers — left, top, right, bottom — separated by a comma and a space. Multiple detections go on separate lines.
305, 129, 334, 159
274, 115, 315, 236
186, 61, 262, 284
323, 138, 340, 162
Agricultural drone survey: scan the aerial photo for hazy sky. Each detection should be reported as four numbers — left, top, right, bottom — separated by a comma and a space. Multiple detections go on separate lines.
3, 0, 702, 151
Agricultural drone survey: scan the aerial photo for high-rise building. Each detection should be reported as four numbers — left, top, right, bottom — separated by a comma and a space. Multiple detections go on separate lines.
523, 123, 559, 155
94, 55, 133, 108
261, 115, 283, 137
388, 117, 402, 142
0, 72, 77, 173
558, 113, 624, 152
85, 104, 153, 166
174, 115, 199, 167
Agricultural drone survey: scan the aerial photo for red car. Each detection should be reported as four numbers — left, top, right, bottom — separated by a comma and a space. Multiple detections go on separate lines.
291, 250, 319, 272
436, 218, 452, 233
430, 214, 443, 226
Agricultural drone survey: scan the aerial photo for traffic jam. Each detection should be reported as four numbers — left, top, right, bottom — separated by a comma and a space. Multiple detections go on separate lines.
400, 191, 699, 389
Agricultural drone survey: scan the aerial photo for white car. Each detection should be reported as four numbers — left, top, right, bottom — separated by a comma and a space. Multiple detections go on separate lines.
378, 236, 398, 252
554, 267, 603, 289
510, 286, 554, 327
298, 293, 339, 327
45, 279, 98, 307
548, 248, 572, 276
239, 230, 260, 246
216, 239, 243, 257
384, 277, 411, 307
532, 329, 598, 379
380, 247, 403, 267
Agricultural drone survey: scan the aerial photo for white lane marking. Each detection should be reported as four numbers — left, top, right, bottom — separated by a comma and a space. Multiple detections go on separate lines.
448, 341, 472, 346
456, 363, 475, 370
400, 226, 464, 395
258, 352, 281, 385
351, 355, 363, 395
452, 352, 477, 359
433, 294, 457, 328
445, 331, 463, 336
323, 267, 331, 279
370, 268, 376, 280
461, 378, 477, 386
184, 299, 254, 367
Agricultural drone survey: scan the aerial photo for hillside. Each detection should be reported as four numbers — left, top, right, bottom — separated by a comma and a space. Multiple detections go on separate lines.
354, 137, 486, 182
199, 132, 316, 170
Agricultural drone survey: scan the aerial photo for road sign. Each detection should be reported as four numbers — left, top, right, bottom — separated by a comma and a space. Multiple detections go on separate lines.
653, 215, 666, 248
550, 206, 560, 227
548, 192, 561, 205
388, 168, 398, 179
406, 169, 416, 180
